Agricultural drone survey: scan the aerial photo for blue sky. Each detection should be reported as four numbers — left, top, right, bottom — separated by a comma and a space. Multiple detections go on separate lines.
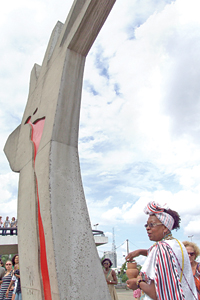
1, 0, 200, 267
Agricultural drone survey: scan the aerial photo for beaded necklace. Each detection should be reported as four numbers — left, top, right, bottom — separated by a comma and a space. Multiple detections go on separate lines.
162, 232, 174, 240
151, 232, 174, 248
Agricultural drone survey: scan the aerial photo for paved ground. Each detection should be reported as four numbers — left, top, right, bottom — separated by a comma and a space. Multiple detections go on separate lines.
116, 289, 134, 300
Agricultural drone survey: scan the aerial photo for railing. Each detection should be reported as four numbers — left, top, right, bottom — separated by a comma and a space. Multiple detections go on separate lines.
92, 230, 105, 236
0, 228, 103, 237
0, 227, 18, 235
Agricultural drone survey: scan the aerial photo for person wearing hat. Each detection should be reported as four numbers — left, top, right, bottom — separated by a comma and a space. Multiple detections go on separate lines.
126, 201, 197, 300
101, 258, 118, 300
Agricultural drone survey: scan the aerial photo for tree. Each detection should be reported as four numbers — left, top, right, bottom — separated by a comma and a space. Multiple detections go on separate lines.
1, 254, 13, 266
119, 261, 127, 277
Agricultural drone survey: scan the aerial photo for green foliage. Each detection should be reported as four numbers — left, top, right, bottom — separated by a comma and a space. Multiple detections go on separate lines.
121, 273, 128, 282
119, 261, 127, 277
1, 254, 14, 266
137, 264, 142, 272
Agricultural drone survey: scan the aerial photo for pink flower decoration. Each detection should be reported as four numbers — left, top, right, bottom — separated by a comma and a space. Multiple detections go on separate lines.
133, 288, 141, 298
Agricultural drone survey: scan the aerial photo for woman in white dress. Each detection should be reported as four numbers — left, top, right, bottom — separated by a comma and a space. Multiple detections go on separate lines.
126, 201, 197, 300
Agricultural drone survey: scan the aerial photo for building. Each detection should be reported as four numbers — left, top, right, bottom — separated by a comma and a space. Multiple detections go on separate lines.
103, 251, 117, 268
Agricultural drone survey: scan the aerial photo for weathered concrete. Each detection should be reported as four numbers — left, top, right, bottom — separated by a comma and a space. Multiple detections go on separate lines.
0, 234, 107, 255
94, 235, 108, 247
0, 235, 18, 255
4, 1, 115, 299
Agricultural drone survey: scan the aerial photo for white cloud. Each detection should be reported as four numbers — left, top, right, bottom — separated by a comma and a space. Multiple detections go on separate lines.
184, 218, 200, 239
0, 173, 18, 219
1, 0, 200, 261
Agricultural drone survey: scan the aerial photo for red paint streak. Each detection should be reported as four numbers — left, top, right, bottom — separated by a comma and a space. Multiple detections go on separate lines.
27, 117, 52, 300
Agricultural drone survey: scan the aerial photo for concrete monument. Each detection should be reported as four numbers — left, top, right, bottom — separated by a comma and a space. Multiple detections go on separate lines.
4, 0, 116, 299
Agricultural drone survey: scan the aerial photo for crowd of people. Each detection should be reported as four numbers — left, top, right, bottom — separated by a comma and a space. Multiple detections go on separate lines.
0, 217, 17, 236
0, 255, 21, 300
0, 202, 199, 300
102, 201, 200, 300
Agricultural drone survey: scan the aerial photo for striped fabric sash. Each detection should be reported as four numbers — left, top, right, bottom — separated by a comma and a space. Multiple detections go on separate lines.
154, 242, 185, 300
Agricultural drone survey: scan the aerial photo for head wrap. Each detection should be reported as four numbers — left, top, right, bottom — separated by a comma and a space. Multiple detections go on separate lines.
144, 201, 174, 231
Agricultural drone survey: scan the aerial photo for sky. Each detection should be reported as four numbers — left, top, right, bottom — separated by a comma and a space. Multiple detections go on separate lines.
1, 0, 200, 267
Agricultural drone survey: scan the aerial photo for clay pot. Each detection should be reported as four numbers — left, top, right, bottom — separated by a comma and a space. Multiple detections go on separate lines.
127, 262, 137, 269
126, 261, 139, 279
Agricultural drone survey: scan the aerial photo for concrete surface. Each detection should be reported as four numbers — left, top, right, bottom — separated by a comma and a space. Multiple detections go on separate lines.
116, 289, 135, 300
0, 234, 107, 255
0, 235, 18, 255
4, 1, 116, 300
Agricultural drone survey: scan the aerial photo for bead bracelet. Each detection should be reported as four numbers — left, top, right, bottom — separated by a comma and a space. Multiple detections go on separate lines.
137, 279, 145, 289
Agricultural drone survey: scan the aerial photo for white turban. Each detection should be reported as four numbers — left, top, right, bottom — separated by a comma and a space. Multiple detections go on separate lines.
144, 201, 174, 231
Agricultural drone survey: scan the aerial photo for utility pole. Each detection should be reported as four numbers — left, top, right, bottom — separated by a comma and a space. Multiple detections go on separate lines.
126, 239, 129, 255
112, 228, 117, 268
188, 235, 194, 242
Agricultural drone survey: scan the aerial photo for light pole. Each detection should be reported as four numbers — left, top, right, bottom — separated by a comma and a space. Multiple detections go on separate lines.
188, 235, 194, 242
93, 223, 99, 230
126, 239, 129, 255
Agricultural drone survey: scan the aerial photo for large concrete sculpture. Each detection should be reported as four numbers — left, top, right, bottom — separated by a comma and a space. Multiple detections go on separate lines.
4, 1, 116, 299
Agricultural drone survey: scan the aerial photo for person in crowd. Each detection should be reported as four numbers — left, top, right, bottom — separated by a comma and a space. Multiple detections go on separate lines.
0, 259, 5, 289
126, 201, 197, 300
102, 258, 118, 300
6, 263, 20, 300
10, 255, 19, 300
183, 241, 200, 299
12, 267, 18, 300
10, 218, 17, 236
15, 220, 17, 231
2, 217, 11, 236
0, 260, 13, 300
11, 255, 19, 267
0, 260, 5, 278
0, 217, 3, 236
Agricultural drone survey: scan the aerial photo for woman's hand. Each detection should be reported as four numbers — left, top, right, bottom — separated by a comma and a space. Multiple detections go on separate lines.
106, 279, 114, 284
125, 250, 139, 261
127, 275, 142, 290
136, 274, 142, 282
126, 278, 138, 290
125, 249, 148, 261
